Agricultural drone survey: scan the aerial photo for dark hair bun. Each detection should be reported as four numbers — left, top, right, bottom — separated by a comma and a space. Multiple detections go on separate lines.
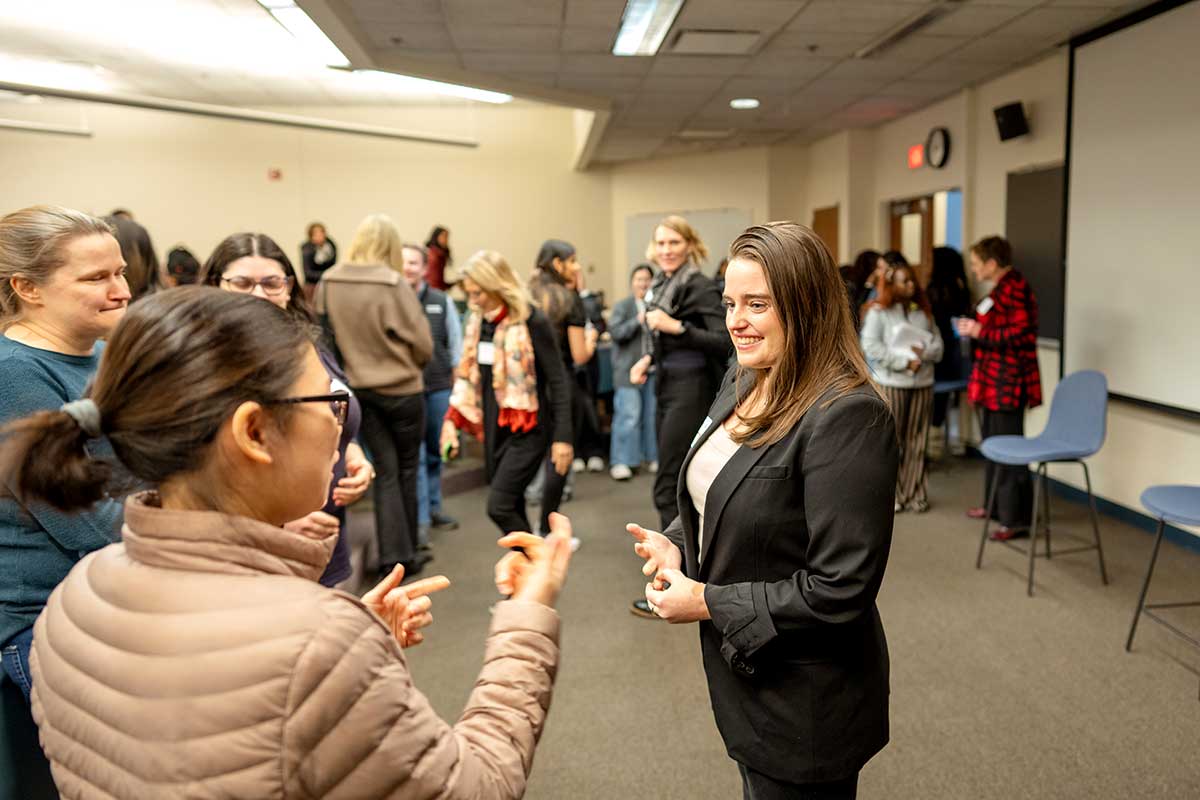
1, 410, 111, 511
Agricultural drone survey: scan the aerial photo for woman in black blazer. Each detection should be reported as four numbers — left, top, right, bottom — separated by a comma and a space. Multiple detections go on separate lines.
628, 221, 899, 798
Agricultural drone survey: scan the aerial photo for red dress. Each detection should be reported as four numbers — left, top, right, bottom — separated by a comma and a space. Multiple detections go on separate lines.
426, 244, 448, 290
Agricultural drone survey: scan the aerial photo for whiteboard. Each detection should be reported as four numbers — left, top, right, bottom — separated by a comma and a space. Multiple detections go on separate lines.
1065, 0, 1200, 415
625, 207, 754, 279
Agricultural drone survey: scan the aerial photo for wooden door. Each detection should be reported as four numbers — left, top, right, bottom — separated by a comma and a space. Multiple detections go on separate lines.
889, 196, 934, 284
811, 205, 839, 262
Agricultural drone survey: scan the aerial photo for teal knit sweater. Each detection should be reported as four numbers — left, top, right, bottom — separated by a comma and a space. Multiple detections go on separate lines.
0, 336, 121, 647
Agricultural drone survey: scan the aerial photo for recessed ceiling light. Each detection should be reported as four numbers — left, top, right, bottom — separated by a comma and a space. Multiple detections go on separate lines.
612, 0, 686, 57
730, 97, 760, 110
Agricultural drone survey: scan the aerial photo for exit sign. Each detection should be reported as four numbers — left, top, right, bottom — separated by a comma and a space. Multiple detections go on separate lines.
907, 144, 924, 170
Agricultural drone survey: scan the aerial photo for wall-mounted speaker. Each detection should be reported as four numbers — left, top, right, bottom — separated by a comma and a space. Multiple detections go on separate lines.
994, 101, 1030, 142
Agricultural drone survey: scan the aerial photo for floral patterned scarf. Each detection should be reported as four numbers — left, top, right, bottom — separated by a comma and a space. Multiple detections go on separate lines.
446, 305, 539, 438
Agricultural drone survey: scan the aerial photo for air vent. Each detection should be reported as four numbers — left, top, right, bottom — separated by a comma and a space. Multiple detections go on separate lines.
854, 0, 968, 59
676, 129, 735, 140
670, 29, 761, 56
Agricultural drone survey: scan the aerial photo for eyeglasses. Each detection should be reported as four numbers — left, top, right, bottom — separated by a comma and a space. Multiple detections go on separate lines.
267, 391, 351, 426
221, 275, 294, 296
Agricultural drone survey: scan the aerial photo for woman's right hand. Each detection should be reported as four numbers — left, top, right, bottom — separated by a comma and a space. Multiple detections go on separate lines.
440, 419, 460, 460
627, 523, 682, 589
494, 513, 574, 607
630, 354, 652, 386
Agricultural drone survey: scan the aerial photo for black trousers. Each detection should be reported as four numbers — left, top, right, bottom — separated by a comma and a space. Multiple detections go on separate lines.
486, 427, 549, 535
356, 389, 424, 567
539, 382, 590, 533
739, 765, 858, 800
653, 368, 715, 529
981, 407, 1033, 528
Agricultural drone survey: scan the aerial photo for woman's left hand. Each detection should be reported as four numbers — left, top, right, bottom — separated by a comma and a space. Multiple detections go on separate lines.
362, 564, 451, 648
644, 568, 711, 624
645, 309, 683, 335
550, 441, 574, 475
333, 442, 374, 507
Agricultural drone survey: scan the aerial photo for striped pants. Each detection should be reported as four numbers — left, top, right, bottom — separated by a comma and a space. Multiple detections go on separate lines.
881, 385, 933, 510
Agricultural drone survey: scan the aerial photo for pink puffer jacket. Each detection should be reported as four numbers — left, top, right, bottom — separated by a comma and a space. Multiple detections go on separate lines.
30, 493, 559, 799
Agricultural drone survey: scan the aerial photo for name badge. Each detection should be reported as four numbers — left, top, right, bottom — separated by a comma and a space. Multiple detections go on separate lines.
477, 342, 496, 366
425, 304, 444, 314
976, 297, 995, 316
691, 416, 713, 448
330, 377, 353, 397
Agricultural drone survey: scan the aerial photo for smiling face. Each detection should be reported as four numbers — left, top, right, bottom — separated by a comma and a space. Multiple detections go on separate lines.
723, 257, 784, 371
631, 267, 652, 300
653, 225, 689, 275
401, 246, 425, 289
27, 233, 131, 345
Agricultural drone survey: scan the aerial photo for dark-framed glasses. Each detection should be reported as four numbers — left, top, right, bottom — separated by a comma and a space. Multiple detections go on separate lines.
221, 275, 294, 296
267, 391, 351, 426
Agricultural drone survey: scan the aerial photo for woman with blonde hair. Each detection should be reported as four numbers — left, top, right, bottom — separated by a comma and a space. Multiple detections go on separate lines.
0, 205, 130, 700
628, 215, 732, 617
316, 213, 433, 579
441, 251, 573, 536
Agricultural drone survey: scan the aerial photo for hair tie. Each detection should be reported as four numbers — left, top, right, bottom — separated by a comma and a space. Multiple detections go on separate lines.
61, 399, 102, 438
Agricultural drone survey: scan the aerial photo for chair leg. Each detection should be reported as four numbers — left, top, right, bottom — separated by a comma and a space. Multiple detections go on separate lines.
1080, 461, 1108, 585
1042, 464, 1052, 559
976, 465, 1000, 569
1027, 465, 1043, 597
1126, 518, 1165, 651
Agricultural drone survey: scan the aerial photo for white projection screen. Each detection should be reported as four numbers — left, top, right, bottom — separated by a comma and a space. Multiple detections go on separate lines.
1065, 0, 1200, 416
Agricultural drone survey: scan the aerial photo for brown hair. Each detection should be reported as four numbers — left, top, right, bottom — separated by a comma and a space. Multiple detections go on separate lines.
645, 214, 710, 266
727, 221, 878, 448
971, 235, 1012, 268
864, 263, 933, 320
200, 232, 316, 324
0, 287, 311, 511
104, 214, 162, 300
0, 205, 114, 329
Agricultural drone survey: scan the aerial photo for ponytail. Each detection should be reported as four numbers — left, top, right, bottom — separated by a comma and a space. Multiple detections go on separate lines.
1, 410, 111, 511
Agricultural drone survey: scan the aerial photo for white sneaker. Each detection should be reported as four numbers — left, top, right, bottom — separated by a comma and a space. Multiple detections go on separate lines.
647, 461, 659, 474
587, 456, 605, 473
570, 537, 582, 552
610, 464, 633, 481
571, 458, 585, 473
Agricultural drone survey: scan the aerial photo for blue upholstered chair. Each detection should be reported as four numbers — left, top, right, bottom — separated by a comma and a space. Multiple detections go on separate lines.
975, 370, 1109, 596
1125, 485, 1200, 658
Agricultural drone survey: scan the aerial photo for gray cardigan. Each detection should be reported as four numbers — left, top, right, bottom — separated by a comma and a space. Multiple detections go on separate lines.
860, 304, 944, 389
607, 294, 649, 389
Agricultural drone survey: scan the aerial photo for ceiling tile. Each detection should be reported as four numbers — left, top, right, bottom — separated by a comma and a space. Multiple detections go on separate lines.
450, 25, 558, 51
874, 79, 964, 101
906, 59, 1012, 84
443, 0, 564, 26
871, 34, 973, 63
920, 5, 1032, 36
946, 35, 1057, 64
992, 6, 1121, 39
347, 0, 444, 24
562, 26, 616, 52
763, 31, 875, 60
363, 23, 454, 50
817, 58, 922, 84
562, 53, 654, 75
739, 52, 838, 78
675, 0, 805, 31
647, 55, 752, 76
787, 1, 930, 35
557, 74, 645, 92
564, 0, 627, 27
720, 73, 823, 95
638, 73, 728, 93
460, 51, 562, 72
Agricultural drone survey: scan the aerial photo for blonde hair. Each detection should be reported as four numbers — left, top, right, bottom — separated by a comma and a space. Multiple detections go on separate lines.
345, 213, 404, 271
645, 214, 710, 266
0, 205, 114, 329
462, 250, 531, 321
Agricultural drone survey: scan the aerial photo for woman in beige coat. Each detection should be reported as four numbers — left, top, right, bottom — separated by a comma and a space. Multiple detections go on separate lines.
0, 286, 572, 800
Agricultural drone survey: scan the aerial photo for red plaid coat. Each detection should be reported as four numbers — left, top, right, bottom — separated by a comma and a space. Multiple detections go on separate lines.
967, 269, 1042, 412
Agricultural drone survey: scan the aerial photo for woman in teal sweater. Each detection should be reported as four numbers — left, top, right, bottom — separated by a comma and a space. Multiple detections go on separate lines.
0, 205, 129, 700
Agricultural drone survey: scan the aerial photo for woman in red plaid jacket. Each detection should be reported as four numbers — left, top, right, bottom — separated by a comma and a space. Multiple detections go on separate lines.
956, 236, 1042, 540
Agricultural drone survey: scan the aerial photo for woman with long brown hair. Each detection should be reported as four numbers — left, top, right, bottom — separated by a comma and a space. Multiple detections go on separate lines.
861, 260, 943, 512
627, 221, 898, 798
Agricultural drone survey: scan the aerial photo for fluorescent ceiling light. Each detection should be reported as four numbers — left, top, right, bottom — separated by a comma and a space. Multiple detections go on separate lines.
0, 55, 115, 92
730, 97, 759, 110
259, 1, 349, 67
351, 71, 512, 104
612, 0, 686, 56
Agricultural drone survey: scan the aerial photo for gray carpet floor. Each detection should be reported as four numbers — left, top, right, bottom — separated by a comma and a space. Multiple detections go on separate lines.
349, 458, 1200, 798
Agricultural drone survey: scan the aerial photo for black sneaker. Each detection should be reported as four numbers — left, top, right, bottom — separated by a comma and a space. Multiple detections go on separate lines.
630, 598, 661, 620
430, 511, 459, 531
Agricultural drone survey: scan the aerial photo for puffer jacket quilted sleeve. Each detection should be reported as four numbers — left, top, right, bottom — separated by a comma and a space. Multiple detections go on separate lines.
285, 594, 559, 800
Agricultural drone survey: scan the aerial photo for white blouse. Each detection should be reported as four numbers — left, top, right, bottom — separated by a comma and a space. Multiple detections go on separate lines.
686, 421, 742, 560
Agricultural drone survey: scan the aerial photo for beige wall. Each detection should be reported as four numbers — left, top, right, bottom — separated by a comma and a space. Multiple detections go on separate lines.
0, 99, 612, 290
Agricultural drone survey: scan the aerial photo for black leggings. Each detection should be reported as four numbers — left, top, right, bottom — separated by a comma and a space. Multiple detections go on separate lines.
356, 389, 424, 567
652, 368, 716, 529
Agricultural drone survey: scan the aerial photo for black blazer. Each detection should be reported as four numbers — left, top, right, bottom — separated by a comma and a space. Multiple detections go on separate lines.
664, 372, 898, 784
